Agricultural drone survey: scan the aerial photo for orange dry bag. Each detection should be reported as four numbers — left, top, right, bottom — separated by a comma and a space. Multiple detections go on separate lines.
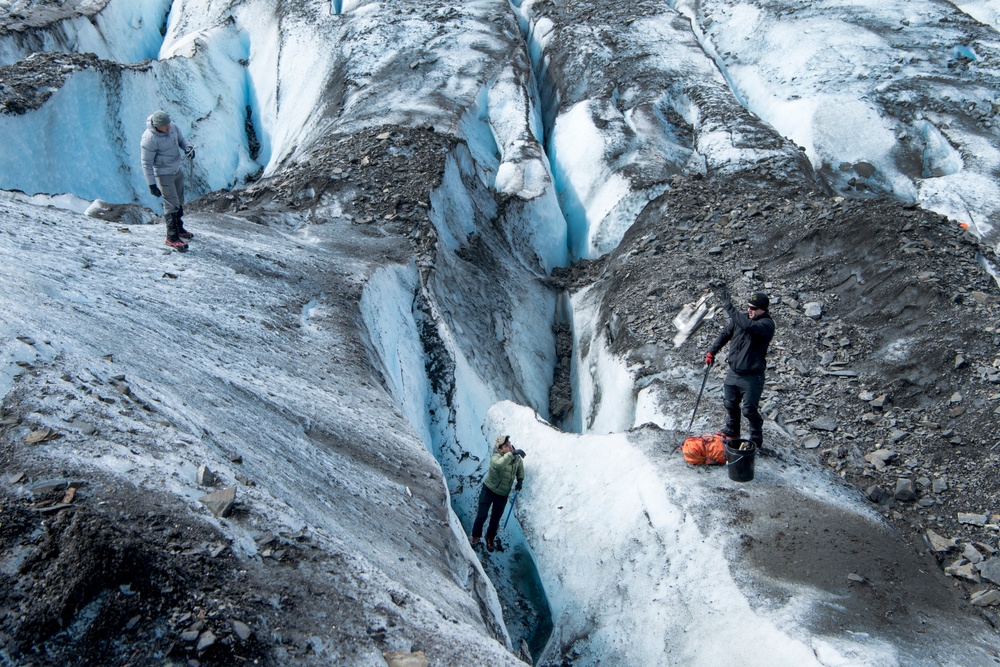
682, 433, 728, 465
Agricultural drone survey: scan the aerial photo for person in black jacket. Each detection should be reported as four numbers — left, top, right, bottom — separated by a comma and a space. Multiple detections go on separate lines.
705, 288, 775, 448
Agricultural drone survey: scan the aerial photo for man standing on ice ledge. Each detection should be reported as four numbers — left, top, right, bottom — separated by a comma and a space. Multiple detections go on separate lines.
470, 435, 525, 553
705, 288, 775, 449
141, 109, 195, 251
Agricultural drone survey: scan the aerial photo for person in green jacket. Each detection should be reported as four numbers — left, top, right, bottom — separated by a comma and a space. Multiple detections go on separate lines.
470, 434, 525, 552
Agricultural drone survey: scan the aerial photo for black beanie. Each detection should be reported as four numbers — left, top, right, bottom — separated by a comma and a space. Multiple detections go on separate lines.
748, 292, 770, 310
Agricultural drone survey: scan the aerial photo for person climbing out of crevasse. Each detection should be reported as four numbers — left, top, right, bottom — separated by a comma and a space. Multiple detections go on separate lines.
140, 109, 196, 250
705, 287, 775, 449
470, 434, 525, 552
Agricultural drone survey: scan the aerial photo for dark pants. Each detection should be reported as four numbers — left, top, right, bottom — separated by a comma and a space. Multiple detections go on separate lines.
472, 486, 508, 540
723, 370, 765, 445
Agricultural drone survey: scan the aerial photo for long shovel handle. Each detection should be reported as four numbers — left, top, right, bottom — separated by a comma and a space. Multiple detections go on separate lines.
502, 491, 519, 529
681, 363, 712, 446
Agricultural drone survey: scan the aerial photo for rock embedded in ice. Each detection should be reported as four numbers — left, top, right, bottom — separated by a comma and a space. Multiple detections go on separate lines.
198, 486, 236, 517
196, 464, 217, 487
21, 427, 59, 444
853, 162, 876, 178
70, 420, 97, 435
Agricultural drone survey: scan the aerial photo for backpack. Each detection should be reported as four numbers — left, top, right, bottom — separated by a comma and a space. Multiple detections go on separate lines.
682, 433, 728, 465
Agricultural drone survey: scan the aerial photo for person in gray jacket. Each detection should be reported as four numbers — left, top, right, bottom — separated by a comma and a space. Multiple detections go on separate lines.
141, 109, 195, 250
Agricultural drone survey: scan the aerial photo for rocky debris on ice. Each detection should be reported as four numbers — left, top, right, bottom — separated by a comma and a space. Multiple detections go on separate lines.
85, 199, 154, 226
196, 124, 454, 271
551, 171, 1000, 622
0, 52, 147, 115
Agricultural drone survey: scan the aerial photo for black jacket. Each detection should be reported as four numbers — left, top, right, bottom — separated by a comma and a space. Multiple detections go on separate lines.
709, 302, 775, 375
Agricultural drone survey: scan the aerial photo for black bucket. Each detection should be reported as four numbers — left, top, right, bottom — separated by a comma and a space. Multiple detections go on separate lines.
725, 439, 757, 483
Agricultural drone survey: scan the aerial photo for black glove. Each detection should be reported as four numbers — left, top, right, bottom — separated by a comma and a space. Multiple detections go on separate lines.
514, 448, 526, 458
185, 148, 195, 159
149, 184, 162, 197
716, 285, 731, 306
515, 480, 523, 491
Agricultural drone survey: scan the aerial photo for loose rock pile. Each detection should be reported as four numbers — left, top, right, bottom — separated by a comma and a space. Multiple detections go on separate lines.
196, 124, 453, 265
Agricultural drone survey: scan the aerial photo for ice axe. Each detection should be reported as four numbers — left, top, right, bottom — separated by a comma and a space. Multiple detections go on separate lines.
502, 490, 519, 529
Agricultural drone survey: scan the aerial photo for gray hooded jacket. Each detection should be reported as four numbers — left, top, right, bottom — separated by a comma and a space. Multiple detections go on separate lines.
140, 115, 192, 185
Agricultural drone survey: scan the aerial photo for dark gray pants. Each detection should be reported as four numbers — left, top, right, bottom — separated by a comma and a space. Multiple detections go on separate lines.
472, 486, 508, 541
723, 370, 765, 445
155, 170, 185, 215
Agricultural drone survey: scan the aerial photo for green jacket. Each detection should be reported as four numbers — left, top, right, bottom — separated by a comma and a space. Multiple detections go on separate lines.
484, 451, 524, 497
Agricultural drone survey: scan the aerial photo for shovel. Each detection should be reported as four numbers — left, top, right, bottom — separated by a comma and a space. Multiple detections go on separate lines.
677, 363, 711, 450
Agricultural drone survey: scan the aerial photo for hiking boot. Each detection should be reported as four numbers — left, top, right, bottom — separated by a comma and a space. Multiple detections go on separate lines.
165, 237, 188, 251
485, 538, 495, 552
176, 207, 193, 238
716, 428, 737, 441
469, 536, 479, 548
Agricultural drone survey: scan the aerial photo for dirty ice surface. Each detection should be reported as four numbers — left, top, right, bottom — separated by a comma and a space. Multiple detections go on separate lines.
2, 0, 1000, 663
0, 189, 527, 664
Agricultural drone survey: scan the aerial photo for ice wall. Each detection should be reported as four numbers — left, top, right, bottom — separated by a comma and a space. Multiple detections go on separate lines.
0, 0, 171, 65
